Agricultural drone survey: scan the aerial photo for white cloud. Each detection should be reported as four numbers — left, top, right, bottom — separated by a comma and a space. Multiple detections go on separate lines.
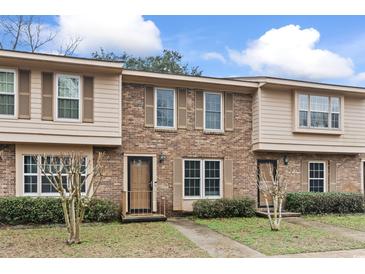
55, 14, 162, 56
202, 51, 226, 63
228, 24, 355, 80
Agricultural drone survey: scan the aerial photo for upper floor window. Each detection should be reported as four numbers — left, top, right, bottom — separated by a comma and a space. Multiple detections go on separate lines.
204, 92, 223, 131
299, 94, 341, 129
57, 75, 80, 120
155, 88, 176, 128
0, 69, 15, 116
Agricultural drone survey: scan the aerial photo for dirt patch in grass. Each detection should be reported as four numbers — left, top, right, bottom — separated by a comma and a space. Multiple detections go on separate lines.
195, 217, 365, 256
305, 214, 365, 232
0, 222, 209, 258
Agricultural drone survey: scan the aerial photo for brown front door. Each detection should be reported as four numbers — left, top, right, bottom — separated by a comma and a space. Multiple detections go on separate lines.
257, 160, 277, 208
128, 156, 153, 214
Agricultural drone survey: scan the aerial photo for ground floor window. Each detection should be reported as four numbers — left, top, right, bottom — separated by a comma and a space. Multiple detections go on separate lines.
308, 161, 326, 192
23, 155, 87, 195
183, 159, 222, 198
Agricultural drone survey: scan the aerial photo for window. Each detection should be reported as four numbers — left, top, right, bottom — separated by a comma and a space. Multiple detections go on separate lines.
57, 75, 80, 120
0, 69, 15, 116
23, 155, 87, 195
183, 159, 222, 198
308, 162, 326, 192
299, 94, 308, 127
298, 94, 341, 130
204, 92, 223, 131
155, 88, 175, 128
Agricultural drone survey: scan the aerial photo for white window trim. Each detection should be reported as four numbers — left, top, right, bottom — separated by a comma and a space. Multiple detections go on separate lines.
183, 158, 223, 200
22, 155, 88, 197
203, 91, 224, 132
154, 87, 177, 129
0, 68, 17, 119
55, 74, 82, 123
308, 161, 327, 192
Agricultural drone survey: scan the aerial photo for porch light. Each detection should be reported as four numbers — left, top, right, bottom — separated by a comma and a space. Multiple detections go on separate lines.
159, 152, 166, 163
283, 155, 289, 166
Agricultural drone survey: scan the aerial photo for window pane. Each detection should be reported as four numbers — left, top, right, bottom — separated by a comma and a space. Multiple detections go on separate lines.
331, 97, 340, 113
311, 112, 329, 128
0, 71, 15, 94
58, 76, 79, 98
156, 89, 174, 127
24, 156, 37, 174
205, 93, 222, 130
299, 110, 308, 127
310, 96, 329, 112
331, 113, 340, 128
24, 175, 37, 193
204, 161, 220, 196
299, 94, 308, 110
0, 94, 14, 115
58, 98, 79, 119
184, 160, 201, 197
41, 176, 57, 193
309, 162, 325, 192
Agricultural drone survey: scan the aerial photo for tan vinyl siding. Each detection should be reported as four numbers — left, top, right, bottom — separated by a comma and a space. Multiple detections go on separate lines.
256, 87, 365, 153
0, 70, 121, 146
252, 89, 260, 144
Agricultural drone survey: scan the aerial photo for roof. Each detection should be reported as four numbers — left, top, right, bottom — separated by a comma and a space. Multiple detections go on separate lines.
0, 49, 123, 70
230, 76, 365, 94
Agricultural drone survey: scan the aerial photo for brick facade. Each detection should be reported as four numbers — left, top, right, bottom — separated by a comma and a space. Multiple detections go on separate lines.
0, 145, 16, 197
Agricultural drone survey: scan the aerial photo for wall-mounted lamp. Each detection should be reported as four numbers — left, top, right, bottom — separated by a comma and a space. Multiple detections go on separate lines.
283, 155, 289, 166
159, 152, 166, 163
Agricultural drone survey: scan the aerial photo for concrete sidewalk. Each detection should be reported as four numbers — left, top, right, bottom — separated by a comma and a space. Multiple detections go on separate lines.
276, 248, 365, 258
168, 218, 265, 258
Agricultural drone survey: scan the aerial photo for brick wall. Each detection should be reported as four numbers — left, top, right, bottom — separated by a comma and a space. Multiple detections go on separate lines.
0, 145, 16, 196
96, 83, 254, 215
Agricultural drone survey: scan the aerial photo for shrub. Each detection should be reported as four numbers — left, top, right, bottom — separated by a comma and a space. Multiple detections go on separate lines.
192, 197, 256, 218
285, 192, 365, 214
0, 197, 119, 225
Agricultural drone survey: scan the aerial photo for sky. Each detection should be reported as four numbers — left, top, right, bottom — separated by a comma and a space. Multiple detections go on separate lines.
3, 15, 365, 85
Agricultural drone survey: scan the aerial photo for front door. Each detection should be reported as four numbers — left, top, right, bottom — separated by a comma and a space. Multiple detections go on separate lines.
128, 156, 153, 214
257, 160, 277, 208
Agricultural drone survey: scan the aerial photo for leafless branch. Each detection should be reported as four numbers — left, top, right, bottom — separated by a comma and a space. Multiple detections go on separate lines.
58, 36, 82, 56
24, 16, 56, 52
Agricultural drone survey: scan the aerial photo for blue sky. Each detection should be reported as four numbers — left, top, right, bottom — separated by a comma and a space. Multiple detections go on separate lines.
3, 15, 365, 85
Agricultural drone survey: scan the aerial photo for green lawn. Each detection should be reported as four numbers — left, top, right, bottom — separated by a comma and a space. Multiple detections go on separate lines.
195, 217, 365, 255
305, 214, 365, 232
0, 222, 208, 258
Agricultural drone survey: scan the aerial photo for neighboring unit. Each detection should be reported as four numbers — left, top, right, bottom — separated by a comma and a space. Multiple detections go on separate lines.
0, 50, 364, 218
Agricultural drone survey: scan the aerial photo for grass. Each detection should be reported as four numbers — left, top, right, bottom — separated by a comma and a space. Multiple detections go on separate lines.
0, 222, 209, 258
195, 217, 365, 255
305, 214, 365, 232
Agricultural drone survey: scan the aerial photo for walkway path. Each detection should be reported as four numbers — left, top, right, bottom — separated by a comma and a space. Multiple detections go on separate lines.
285, 217, 365, 242
168, 218, 264, 258
276, 248, 365, 258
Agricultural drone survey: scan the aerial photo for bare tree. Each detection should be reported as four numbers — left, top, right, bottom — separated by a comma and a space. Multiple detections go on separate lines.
24, 16, 56, 53
0, 15, 26, 50
36, 152, 105, 244
58, 36, 83, 56
257, 163, 288, 231
0, 15, 81, 56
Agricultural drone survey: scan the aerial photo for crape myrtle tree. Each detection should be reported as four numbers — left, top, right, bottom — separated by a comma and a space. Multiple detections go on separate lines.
92, 48, 203, 76
35, 152, 105, 244
257, 162, 289, 231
